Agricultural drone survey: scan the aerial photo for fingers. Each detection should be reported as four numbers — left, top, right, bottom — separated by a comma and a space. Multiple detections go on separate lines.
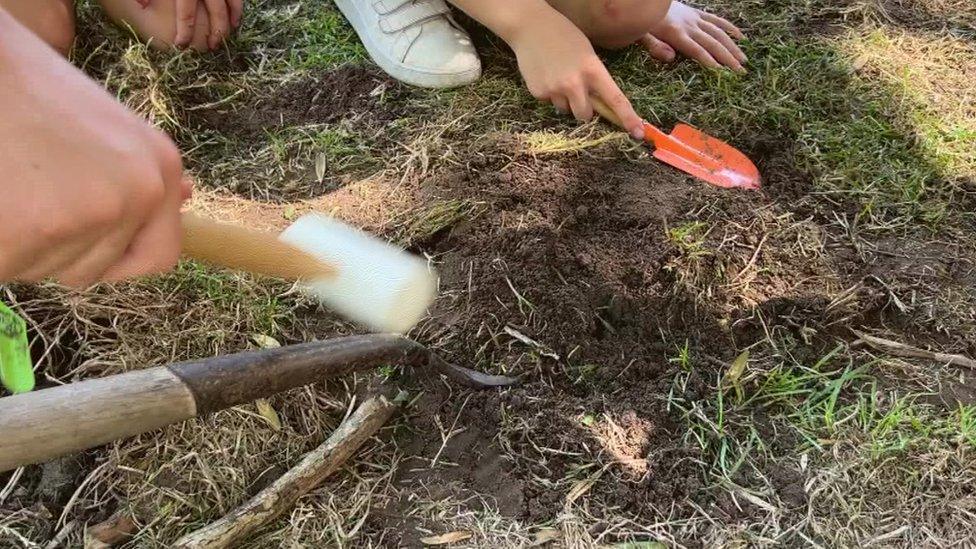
672, 33, 721, 70
174, 0, 198, 48
702, 12, 745, 40
690, 28, 744, 72
566, 85, 593, 122
640, 34, 676, 63
551, 95, 570, 114
700, 21, 747, 65
101, 188, 182, 282
102, 140, 185, 282
203, 0, 230, 50
55, 231, 137, 288
227, 0, 243, 29
14, 236, 100, 284
589, 67, 643, 139
180, 177, 193, 202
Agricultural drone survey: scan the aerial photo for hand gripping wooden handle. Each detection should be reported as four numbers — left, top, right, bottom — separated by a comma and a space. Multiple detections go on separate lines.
181, 213, 336, 280
590, 96, 623, 129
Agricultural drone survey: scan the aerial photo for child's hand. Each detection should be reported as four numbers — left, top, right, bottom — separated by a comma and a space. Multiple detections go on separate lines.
641, 1, 747, 73
135, 0, 243, 50
511, 15, 645, 139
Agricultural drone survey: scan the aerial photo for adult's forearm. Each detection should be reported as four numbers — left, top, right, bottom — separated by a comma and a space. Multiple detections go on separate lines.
447, 0, 565, 47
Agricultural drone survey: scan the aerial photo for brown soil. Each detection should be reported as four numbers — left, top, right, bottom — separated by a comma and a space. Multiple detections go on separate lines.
353, 139, 976, 543
6, 125, 972, 548
185, 65, 409, 142
180, 65, 413, 201
9, 23, 976, 543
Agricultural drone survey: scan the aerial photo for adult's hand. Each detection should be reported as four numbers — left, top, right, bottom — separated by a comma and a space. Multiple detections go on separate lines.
0, 9, 188, 287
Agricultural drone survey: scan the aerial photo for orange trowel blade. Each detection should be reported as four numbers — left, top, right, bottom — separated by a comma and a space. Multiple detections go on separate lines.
646, 123, 761, 190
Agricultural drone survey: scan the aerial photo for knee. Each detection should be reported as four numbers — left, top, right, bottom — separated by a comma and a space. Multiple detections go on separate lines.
586, 0, 671, 49
18, 1, 75, 55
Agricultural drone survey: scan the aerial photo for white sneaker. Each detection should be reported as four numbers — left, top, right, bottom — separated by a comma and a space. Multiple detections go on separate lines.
333, 0, 481, 89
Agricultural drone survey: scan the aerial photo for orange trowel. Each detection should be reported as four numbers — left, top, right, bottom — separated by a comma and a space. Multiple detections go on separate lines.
592, 98, 761, 190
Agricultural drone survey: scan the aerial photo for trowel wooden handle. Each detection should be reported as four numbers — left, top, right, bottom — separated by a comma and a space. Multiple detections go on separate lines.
590, 97, 623, 129
181, 213, 335, 280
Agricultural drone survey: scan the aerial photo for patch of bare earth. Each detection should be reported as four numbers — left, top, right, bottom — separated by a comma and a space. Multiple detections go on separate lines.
352, 136, 976, 544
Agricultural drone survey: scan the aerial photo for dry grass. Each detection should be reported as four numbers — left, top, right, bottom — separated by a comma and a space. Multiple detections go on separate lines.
841, 28, 976, 181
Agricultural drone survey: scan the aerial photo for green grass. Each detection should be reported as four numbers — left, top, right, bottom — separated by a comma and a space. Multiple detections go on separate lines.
670, 339, 976, 515
667, 221, 711, 258
288, 6, 367, 69
614, 39, 948, 227
160, 261, 291, 337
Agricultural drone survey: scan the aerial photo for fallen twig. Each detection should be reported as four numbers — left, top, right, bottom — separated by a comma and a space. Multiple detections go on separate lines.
173, 391, 406, 549
729, 232, 769, 285
855, 331, 976, 370
44, 519, 77, 549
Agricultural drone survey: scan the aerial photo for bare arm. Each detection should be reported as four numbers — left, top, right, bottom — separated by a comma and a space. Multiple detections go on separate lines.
447, 0, 645, 138
446, 0, 552, 45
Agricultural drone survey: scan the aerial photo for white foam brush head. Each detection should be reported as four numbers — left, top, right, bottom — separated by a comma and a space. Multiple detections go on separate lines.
279, 214, 438, 333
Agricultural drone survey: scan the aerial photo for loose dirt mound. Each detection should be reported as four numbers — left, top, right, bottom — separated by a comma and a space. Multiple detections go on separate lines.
358, 144, 976, 542
362, 153, 796, 543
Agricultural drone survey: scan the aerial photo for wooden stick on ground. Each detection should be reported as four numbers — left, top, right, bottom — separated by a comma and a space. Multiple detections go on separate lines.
855, 331, 976, 370
173, 392, 406, 549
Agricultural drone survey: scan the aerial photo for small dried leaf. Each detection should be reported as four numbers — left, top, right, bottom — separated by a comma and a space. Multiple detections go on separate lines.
255, 399, 282, 431
283, 206, 298, 221
565, 477, 596, 507
315, 153, 327, 183
369, 82, 388, 97
86, 513, 137, 547
726, 350, 750, 386
725, 350, 750, 401
580, 414, 596, 427
420, 531, 471, 545
252, 334, 281, 349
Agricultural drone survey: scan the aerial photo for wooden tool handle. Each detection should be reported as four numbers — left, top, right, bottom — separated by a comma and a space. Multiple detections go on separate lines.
181, 213, 336, 280
0, 368, 196, 472
0, 336, 425, 472
590, 96, 623, 129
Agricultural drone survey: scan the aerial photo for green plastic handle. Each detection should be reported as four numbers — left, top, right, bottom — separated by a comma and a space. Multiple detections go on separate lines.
0, 301, 34, 393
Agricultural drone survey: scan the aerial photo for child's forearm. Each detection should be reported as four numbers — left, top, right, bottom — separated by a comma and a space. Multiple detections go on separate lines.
447, 0, 567, 47
449, 0, 646, 136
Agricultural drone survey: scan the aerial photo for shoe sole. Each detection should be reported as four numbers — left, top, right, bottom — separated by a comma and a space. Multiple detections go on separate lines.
332, 0, 481, 89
